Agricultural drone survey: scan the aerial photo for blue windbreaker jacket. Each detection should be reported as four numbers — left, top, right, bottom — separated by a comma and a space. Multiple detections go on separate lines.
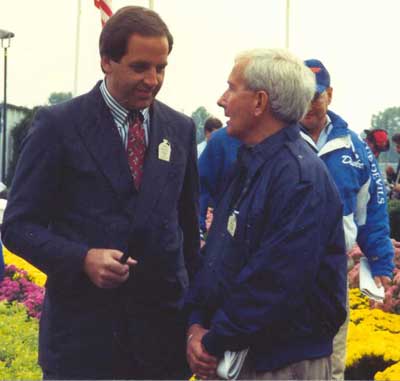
186, 125, 347, 372
301, 110, 394, 277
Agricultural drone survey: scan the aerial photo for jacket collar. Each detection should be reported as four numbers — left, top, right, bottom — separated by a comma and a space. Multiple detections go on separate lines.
300, 110, 352, 156
237, 123, 301, 176
326, 110, 349, 140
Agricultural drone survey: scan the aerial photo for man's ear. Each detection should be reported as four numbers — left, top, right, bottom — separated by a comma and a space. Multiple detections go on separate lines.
326, 87, 333, 105
255, 90, 268, 117
101, 55, 112, 74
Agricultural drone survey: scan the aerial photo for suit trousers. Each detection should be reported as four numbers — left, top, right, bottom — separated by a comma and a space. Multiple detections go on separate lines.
112, 308, 191, 380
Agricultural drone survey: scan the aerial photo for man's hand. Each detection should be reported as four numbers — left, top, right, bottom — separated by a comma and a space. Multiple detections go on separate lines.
83, 248, 137, 288
186, 324, 218, 380
373, 275, 391, 293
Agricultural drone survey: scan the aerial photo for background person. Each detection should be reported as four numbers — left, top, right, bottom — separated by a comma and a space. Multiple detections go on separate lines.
198, 126, 241, 241
300, 58, 394, 380
386, 133, 400, 199
364, 128, 390, 159
197, 116, 223, 158
1, 6, 199, 380
186, 48, 347, 381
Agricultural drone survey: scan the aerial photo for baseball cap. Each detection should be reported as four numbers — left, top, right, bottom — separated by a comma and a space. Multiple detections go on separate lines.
304, 59, 331, 94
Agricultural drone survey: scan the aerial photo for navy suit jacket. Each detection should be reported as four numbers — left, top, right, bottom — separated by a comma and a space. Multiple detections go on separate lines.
2, 82, 199, 377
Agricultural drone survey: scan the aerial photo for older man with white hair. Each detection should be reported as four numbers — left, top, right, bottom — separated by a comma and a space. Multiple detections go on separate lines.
185, 49, 347, 380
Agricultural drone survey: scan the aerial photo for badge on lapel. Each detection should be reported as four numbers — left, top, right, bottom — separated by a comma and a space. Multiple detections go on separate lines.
158, 139, 171, 162
227, 210, 239, 237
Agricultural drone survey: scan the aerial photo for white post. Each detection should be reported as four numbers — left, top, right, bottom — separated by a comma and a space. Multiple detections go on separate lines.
149, 0, 154, 10
285, 0, 290, 49
73, 0, 82, 96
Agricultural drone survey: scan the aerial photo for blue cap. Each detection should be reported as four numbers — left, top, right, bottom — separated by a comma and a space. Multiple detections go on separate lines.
304, 59, 331, 94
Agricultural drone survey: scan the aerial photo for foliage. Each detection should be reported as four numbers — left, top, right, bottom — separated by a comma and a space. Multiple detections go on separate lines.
0, 301, 41, 380
191, 106, 211, 144
388, 199, 400, 241
370, 106, 400, 164
3, 246, 47, 287
5, 106, 38, 187
0, 264, 44, 319
48, 91, 72, 106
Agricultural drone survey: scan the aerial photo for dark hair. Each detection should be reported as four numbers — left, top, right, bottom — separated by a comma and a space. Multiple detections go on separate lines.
392, 133, 400, 144
204, 117, 223, 134
99, 6, 173, 63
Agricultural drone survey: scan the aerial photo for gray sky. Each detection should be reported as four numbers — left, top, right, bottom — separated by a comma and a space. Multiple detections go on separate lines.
1, 0, 400, 133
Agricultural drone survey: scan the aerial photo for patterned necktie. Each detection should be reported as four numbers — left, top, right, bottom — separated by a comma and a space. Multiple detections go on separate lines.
127, 111, 145, 189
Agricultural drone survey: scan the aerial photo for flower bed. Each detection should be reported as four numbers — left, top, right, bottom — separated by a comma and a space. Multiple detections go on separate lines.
346, 289, 400, 380
0, 247, 44, 379
0, 264, 44, 319
1, 242, 400, 380
0, 302, 41, 380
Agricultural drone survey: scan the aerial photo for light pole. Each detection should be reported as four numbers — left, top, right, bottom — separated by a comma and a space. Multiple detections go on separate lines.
0, 29, 14, 183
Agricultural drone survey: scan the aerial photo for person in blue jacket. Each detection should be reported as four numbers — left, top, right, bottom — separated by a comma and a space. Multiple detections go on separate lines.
185, 49, 347, 380
300, 58, 394, 380
197, 117, 223, 158
198, 127, 241, 239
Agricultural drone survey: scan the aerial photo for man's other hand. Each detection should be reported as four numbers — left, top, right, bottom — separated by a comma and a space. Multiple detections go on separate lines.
84, 248, 137, 288
186, 324, 218, 380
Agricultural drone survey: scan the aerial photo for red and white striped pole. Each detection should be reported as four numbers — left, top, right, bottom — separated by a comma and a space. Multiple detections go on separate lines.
94, 0, 113, 27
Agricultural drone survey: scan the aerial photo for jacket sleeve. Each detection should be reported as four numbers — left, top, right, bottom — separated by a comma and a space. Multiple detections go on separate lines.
178, 120, 201, 281
202, 172, 347, 356
1, 108, 88, 282
356, 146, 394, 277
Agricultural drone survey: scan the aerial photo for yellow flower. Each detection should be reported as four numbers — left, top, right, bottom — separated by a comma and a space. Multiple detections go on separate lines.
375, 361, 400, 381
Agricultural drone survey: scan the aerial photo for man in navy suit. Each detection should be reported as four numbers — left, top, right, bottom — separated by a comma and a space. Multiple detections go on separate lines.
2, 6, 199, 380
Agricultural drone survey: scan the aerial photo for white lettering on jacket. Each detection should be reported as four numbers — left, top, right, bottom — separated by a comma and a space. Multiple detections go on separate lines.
341, 155, 364, 169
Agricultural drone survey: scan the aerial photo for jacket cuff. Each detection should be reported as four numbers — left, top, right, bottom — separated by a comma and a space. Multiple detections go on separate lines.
368, 253, 395, 278
202, 329, 226, 357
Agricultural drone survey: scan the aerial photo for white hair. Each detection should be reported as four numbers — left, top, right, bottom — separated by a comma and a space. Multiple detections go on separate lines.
235, 48, 315, 123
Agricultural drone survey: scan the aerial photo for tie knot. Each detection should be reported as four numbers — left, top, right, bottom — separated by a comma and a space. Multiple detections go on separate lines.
128, 110, 144, 124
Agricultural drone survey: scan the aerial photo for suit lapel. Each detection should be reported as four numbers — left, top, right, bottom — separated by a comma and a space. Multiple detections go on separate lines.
76, 83, 133, 197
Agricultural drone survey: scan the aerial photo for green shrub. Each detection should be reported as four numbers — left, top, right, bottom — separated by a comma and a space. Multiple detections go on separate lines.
388, 199, 400, 241
0, 302, 41, 380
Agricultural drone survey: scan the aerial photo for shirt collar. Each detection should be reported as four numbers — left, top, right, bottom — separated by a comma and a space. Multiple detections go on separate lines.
100, 79, 150, 125
315, 114, 333, 150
